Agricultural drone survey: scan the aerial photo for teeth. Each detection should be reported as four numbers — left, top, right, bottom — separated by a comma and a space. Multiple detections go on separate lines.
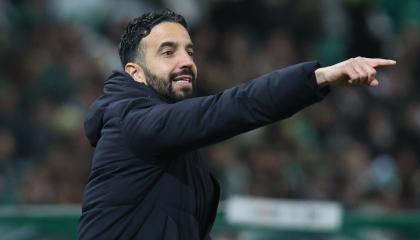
174, 75, 192, 82
175, 77, 190, 82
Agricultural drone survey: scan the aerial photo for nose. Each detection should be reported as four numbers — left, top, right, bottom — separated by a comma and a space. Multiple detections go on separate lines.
179, 51, 194, 69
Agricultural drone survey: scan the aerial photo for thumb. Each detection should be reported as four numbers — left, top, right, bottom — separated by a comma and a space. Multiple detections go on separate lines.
369, 79, 379, 87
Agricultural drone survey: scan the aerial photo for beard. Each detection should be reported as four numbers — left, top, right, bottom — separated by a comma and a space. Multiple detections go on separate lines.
142, 66, 195, 101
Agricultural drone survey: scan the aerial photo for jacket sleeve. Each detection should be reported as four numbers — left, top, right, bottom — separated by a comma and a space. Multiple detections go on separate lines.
120, 61, 329, 155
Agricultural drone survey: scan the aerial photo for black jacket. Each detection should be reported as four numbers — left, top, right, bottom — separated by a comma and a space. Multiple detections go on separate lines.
78, 61, 329, 239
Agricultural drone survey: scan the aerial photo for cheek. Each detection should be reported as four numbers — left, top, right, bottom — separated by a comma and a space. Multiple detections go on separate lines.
146, 61, 173, 79
158, 67, 173, 79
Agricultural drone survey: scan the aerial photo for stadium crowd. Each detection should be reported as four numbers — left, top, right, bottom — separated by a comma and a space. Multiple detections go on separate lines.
0, 0, 419, 218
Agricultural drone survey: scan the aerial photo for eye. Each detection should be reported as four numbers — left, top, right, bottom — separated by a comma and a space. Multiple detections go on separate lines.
162, 50, 174, 56
187, 50, 194, 56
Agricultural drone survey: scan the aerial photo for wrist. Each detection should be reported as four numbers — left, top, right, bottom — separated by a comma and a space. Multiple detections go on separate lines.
314, 67, 330, 88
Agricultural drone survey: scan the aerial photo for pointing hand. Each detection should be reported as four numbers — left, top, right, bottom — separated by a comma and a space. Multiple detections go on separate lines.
315, 57, 396, 87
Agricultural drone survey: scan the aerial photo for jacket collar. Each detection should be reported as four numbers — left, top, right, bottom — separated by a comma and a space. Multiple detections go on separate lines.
105, 70, 178, 103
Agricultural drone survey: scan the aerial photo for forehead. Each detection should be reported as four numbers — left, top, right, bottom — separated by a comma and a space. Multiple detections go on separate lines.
142, 22, 192, 49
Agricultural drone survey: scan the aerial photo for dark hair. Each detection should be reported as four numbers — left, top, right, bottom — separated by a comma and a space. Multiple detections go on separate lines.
118, 9, 189, 67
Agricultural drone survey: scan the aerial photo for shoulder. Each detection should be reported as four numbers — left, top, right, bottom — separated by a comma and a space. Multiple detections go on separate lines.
105, 95, 164, 121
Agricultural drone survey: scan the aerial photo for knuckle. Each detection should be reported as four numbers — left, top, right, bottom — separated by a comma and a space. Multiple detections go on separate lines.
350, 73, 359, 80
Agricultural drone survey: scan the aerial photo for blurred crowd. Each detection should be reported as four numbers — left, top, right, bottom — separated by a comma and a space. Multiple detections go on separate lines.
0, 0, 420, 215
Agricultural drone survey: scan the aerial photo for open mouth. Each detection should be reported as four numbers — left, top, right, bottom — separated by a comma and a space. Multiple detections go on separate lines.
173, 75, 193, 83
173, 74, 193, 87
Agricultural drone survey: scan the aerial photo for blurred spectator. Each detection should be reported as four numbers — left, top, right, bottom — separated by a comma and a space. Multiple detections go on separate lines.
0, 128, 21, 203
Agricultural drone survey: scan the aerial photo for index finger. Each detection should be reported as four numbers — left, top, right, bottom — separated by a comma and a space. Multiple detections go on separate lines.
364, 58, 397, 68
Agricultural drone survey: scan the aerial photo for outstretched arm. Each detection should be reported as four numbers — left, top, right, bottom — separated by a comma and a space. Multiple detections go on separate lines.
121, 57, 396, 156
121, 61, 327, 155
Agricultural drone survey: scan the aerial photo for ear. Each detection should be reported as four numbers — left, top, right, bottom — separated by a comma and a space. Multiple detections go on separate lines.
124, 62, 147, 84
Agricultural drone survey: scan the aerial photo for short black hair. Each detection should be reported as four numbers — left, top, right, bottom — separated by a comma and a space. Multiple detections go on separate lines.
118, 9, 189, 67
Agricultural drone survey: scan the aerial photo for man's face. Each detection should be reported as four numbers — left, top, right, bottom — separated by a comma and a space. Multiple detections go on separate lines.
139, 22, 197, 100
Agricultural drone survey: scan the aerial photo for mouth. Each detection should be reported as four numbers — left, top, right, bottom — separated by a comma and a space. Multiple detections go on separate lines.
172, 74, 193, 88
173, 75, 193, 83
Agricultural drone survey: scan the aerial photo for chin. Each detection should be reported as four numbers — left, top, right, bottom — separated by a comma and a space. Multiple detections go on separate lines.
173, 89, 194, 100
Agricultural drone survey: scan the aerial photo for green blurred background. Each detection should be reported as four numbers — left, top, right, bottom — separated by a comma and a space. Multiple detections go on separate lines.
0, 0, 420, 239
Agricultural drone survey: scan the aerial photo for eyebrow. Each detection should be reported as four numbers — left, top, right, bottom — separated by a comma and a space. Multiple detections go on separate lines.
158, 41, 177, 51
157, 41, 194, 52
186, 43, 194, 50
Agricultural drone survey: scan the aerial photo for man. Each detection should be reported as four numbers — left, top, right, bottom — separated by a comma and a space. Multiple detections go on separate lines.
78, 9, 395, 240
